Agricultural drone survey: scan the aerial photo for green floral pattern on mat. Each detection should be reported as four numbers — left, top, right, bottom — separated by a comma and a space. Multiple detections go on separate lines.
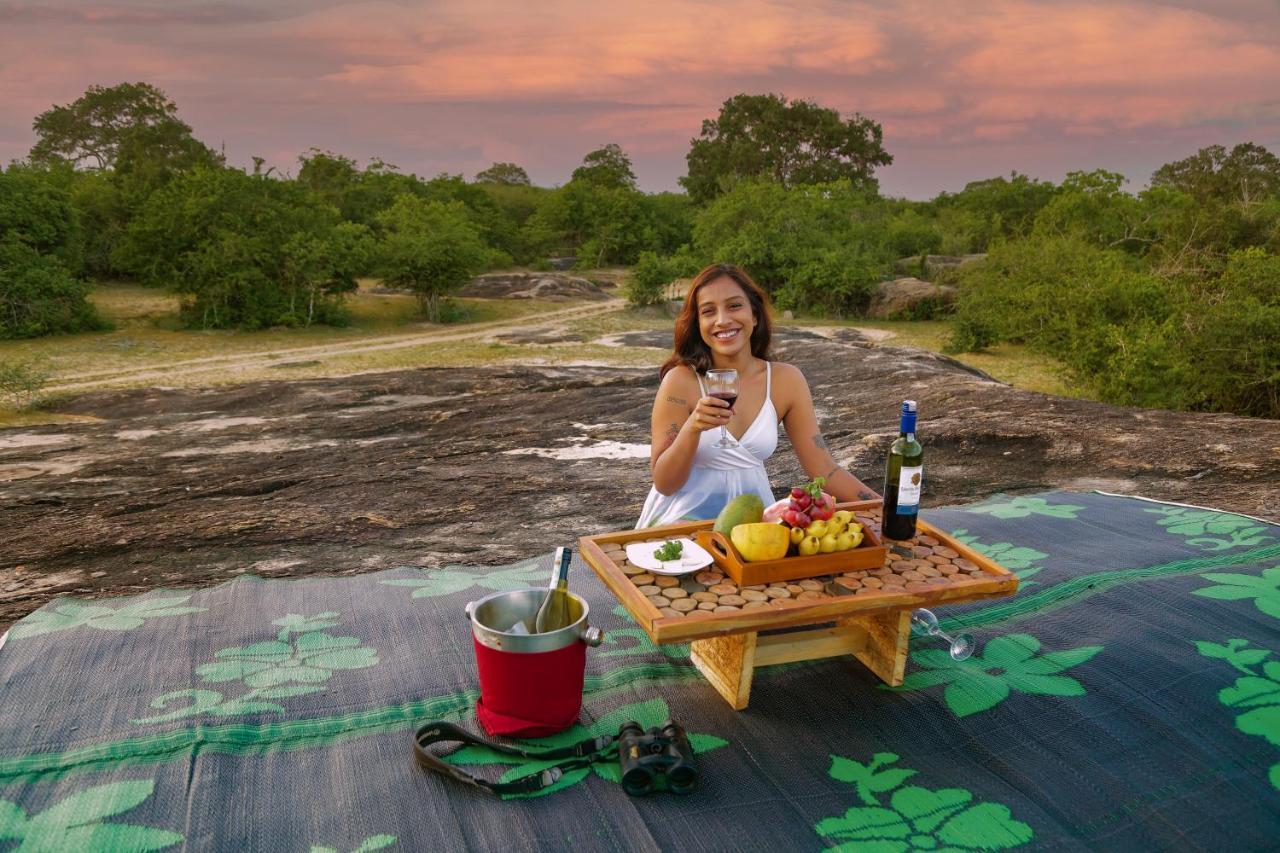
132, 613, 378, 725
10, 597, 206, 641
0, 779, 182, 851
1193, 566, 1280, 619
891, 635, 1103, 718
965, 496, 1085, 520
443, 697, 726, 800
949, 530, 1046, 583
814, 752, 1034, 851
1195, 639, 1280, 791
1145, 507, 1276, 551
597, 605, 689, 661
379, 560, 547, 598
311, 834, 397, 853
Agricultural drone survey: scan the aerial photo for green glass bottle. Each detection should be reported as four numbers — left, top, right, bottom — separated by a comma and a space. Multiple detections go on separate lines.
533, 546, 574, 633
882, 400, 923, 541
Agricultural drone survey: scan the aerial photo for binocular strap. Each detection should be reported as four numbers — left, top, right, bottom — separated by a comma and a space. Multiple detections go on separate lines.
413, 721, 618, 796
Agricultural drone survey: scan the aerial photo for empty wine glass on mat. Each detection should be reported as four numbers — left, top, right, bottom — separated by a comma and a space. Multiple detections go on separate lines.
911, 609, 974, 661
705, 369, 739, 449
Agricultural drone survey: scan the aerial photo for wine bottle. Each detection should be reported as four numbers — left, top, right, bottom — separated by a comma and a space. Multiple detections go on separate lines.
882, 400, 923, 541
533, 546, 574, 633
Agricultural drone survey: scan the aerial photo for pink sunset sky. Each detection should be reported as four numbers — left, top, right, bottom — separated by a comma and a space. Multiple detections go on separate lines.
1, 0, 1278, 199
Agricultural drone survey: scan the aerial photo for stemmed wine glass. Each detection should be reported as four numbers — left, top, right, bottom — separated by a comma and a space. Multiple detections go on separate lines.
911, 608, 975, 661
705, 369, 739, 449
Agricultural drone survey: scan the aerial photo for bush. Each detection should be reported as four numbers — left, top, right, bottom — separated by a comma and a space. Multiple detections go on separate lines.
0, 358, 50, 409
946, 234, 1186, 400
0, 241, 104, 338
1185, 248, 1280, 416
775, 248, 879, 317
627, 252, 676, 306
885, 211, 943, 259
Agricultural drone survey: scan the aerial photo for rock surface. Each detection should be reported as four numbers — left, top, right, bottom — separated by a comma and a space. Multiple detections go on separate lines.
459, 273, 611, 301
2, 328, 1278, 631
868, 277, 958, 318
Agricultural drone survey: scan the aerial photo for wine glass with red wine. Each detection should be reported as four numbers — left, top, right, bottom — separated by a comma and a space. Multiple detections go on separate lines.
705, 369, 739, 449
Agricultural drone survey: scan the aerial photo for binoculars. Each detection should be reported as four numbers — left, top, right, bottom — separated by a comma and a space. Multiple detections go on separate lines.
617, 719, 699, 796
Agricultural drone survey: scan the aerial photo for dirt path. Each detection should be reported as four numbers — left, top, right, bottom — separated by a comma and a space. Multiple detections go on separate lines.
48, 298, 629, 393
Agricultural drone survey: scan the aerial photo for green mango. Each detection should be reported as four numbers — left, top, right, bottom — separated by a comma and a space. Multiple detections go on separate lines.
713, 493, 765, 535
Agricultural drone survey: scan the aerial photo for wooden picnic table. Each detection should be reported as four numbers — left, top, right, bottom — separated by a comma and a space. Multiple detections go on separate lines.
580, 501, 1018, 709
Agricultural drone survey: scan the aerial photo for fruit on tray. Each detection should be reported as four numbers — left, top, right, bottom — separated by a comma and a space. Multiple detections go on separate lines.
777, 477, 836, 528
713, 493, 764, 535
729, 522, 790, 562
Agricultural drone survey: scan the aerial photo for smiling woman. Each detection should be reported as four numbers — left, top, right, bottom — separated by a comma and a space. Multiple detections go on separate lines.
636, 263, 877, 528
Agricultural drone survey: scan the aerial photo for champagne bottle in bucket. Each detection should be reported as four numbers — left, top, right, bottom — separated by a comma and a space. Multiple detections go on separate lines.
534, 546, 574, 633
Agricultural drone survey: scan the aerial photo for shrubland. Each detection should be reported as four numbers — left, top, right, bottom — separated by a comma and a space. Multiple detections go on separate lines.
4, 83, 1278, 418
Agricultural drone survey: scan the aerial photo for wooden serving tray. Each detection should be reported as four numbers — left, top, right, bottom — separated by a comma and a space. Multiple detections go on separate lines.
578, 500, 1019, 646
694, 523, 888, 586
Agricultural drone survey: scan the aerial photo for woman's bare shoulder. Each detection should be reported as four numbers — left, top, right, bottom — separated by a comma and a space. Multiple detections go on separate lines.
656, 364, 700, 401
769, 361, 810, 387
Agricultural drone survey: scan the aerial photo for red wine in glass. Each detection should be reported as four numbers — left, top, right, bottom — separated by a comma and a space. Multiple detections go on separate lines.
705, 368, 739, 448
711, 392, 737, 409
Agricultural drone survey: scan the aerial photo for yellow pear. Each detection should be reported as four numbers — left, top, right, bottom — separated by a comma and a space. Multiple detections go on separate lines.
819, 533, 839, 553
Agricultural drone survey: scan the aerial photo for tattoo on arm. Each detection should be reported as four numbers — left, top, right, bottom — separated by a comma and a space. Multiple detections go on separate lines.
811, 434, 828, 451
662, 422, 680, 449
665, 395, 687, 406
822, 465, 839, 480
858, 490, 875, 500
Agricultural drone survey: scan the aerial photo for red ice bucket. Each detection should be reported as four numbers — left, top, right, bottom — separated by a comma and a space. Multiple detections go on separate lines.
465, 588, 603, 738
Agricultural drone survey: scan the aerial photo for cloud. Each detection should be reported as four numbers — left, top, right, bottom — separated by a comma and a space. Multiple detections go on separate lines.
0, 2, 276, 26
1, 0, 1278, 197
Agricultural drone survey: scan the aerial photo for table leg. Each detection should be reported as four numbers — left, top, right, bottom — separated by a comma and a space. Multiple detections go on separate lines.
849, 609, 911, 686
690, 632, 757, 710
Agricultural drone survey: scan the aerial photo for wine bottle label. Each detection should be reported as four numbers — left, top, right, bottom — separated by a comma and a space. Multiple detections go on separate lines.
897, 465, 923, 510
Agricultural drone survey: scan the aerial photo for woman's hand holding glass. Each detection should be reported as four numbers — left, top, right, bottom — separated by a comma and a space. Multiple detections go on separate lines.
688, 394, 734, 435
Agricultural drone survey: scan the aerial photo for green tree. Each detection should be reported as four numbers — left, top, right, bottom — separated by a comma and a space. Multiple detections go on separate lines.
690, 178, 875, 292
117, 166, 353, 328
280, 222, 374, 326
0, 241, 103, 338
475, 162, 531, 186
376, 195, 490, 321
0, 163, 83, 270
1033, 170, 1150, 251
521, 180, 654, 267
930, 173, 1058, 252
1152, 142, 1280, 206
681, 93, 892, 203
571, 144, 637, 190
297, 149, 362, 216
0, 164, 103, 338
1185, 248, 1280, 416
30, 82, 215, 172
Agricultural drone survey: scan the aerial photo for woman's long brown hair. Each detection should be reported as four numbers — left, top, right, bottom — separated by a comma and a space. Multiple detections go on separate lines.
660, 263, 773, 379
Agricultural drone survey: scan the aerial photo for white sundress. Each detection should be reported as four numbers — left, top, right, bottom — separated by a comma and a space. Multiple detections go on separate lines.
636, 362, 779, 528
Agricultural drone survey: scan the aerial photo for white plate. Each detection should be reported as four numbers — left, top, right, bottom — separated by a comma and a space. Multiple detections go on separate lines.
624, 538, 714, 575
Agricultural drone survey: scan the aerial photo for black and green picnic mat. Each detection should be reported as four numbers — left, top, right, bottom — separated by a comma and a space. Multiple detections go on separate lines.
1, 490, 1278, 851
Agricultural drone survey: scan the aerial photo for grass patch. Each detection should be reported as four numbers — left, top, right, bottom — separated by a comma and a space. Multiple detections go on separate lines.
0, 277, 1078, 404
0, 281, 568, 386
787, 316, 1081, 399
